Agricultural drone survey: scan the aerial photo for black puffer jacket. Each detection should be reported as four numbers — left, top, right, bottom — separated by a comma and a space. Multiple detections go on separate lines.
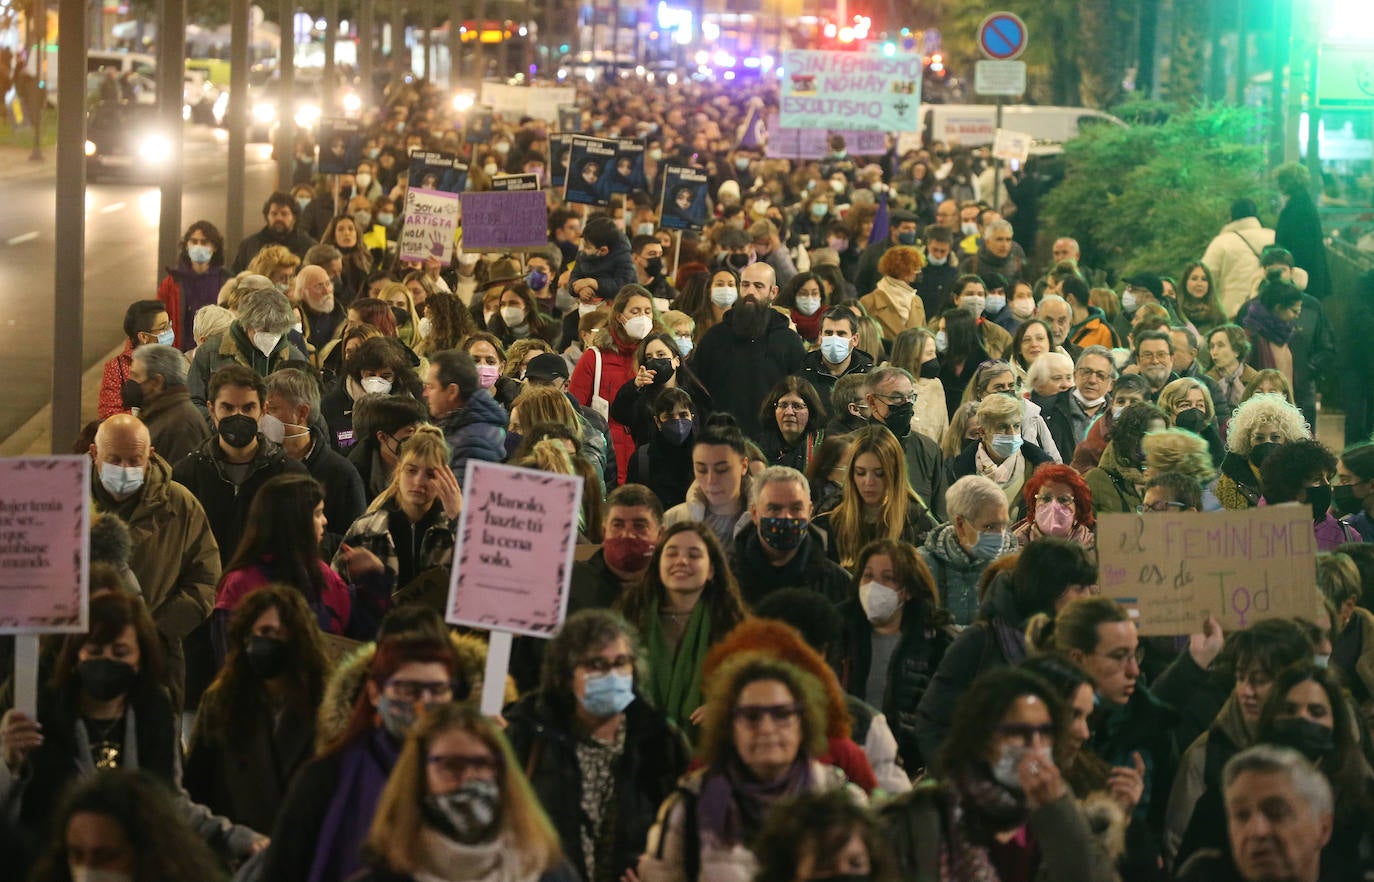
693, 307, 807, 437
837, 601, 956, 774
504, 693, 691, 882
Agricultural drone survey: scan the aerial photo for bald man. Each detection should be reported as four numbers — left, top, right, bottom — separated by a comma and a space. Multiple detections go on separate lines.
294, 264, 344, 352
90, 414, 221, 704
692, 260, 806, 436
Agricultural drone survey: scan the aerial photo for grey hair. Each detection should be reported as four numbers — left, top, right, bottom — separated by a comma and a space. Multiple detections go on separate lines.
224, 273, 276, 309
1170, 324, 1199, 352
1054, 237, 1080, 255
265, 367, 321, 417
132, 343, 188, 387
539, 608, 648, 701
1026, 350, 1074, 391
193, 305, 235, 343
1037, 293, 1070, 313
749, 465, 811, 507
304, 243, 342, 268
236, 287, 295, 335
946, 474, 1008, 520
1076, 345, 1118, 379
986, 219, 1014, 236
864, 365, 915, 394
1223, 744, 1333, 818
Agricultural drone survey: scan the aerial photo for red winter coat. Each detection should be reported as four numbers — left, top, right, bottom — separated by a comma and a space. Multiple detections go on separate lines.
569, 326, 640, 485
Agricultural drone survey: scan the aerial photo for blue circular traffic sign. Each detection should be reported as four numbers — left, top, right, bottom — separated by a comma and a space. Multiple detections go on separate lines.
978, 12, 1028, 60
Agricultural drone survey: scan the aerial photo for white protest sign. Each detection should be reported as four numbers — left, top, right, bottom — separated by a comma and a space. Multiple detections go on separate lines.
398, 187, 460, 264
992, 128, 1034, 163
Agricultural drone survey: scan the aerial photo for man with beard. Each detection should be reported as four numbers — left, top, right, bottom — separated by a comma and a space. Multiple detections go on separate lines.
693, 261, 805, 437
294, 265, 346, 354
230, 191, 318, 272
1132, 329, 1180, 402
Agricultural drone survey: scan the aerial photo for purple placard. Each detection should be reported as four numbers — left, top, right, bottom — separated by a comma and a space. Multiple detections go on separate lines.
764, 112, 889, 159
459, 190, 550, 251
0, 456, 90, 634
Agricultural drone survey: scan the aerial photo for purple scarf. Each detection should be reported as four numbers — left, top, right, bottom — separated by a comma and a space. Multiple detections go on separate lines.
307, 727, 402, 882
696, 757, 812, 846
1241, 301, 1295, 346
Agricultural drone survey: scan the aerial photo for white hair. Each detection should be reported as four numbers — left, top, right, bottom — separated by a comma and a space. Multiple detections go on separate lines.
1225, 393, 1310, 454
946, 474, 1007, 520
1027, 351, 1074, 392
132, 343, 188, 387
749, 465, 811, 507
1223, 744, 1333, 818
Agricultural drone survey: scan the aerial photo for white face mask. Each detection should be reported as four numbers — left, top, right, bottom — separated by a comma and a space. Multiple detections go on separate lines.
795, 294, 822, 316
70, 866, 133, 882
858, 580, 902, 623
458, 252, 481, 267
360, 375, 393, 395
710, 286, 738, 308
961, 295, 986, 317
356, 172, 373, 189
251, 331, 282, 357
623, 314, 653, 340
483, 162, 498, 176
1010, 299, 1035, 319
500, 305, 527, 327
992, 743, 1054, 791
98, 462, 144, 498
417, 316, 434, 339
961, 222, 980, 236
577, 302, 601, 317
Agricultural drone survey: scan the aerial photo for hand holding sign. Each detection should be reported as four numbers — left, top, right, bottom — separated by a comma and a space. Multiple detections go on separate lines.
1, 709, 42, 774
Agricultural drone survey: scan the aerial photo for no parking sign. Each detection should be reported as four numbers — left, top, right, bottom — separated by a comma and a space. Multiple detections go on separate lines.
977, 12, 1028, 60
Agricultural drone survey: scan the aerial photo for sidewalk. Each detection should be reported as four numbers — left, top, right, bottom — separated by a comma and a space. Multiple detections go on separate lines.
0, 343, 122, 456
0, 142, 57, 181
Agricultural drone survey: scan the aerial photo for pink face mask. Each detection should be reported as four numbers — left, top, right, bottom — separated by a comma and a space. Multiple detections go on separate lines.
475, 365, 501, 389
1034, 500, 1075, 537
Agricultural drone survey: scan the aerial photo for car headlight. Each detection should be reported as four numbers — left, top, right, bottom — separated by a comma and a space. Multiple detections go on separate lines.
251, 101, 276, 124
295, 103, 320, 127
84, 139, 96, 156
342, 92, 362, 114
137, 134, 172, 163
214, 92, 229, 119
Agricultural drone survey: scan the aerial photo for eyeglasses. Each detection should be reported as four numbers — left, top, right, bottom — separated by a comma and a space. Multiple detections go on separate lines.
1035, 494, 1076, 508
1137, 501, 1187, 513
876, 392, 918, 406
578, 654, 636, 674
427, 753, 501, 777
993, 723, 1055, 745
733, 703, 802, 727
1075, 367, 1112, 382
1093, 645, 1146, 666
385, 679, 455, 702
774, 401, 809, 412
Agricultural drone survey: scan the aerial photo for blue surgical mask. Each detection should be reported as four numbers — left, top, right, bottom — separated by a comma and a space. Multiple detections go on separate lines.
935, 330, 948, 353
674, 335, 694, 356
296, 196, 311, 211
985, 294, 1007, 314
526, 269, 549, 290
974, 530, 1006, 558
990, 433, 1023, 459
156, 328, 175, 347
376, 212, 395, 227
820, 335, 852, 365
187, 244, 213, 265
98, 462, 144, 497
811, 203, 829, 219
897, 230, 918, 246
580, 671, 634, 717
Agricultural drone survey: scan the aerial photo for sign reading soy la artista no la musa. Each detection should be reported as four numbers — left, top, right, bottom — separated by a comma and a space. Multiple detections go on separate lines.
779, 50, 922, 132
398, 187, 460, 264
1097, 505, 1319, 636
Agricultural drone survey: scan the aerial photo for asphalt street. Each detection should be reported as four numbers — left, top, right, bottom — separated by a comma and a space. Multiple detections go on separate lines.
0, 126, 279, 444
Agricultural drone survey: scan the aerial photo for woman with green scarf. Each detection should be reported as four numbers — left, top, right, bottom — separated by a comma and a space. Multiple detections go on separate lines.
617, 522, 748, 737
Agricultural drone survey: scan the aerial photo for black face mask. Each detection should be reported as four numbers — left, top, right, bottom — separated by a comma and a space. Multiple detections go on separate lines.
1174, 408, 1208, 435
1249, 441, 1279, 468
919, 357, 940, 379
77, 657, 138, 702
645, 257, 664, 278
245, 635, 293, 679
1305, 484, 1333, 523
878, 402, 914, 439
645, 357, 676, 384
1333, 483, 1363, 517
1266, 716, 1335, 762
120, 379, 144, 409
726, 252, 751, 269
217, 413, 259, 449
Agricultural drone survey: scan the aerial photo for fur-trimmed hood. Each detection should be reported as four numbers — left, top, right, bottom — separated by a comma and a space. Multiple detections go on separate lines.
315, 630, 520, 751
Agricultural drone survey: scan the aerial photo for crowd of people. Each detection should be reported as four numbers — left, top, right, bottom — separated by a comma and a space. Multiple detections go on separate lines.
4, 73, 1374, 882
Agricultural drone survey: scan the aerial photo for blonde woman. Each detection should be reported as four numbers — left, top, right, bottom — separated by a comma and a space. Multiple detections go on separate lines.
358, 704, 570, 882
246, 244, 301, 291
378, 281, 423, 349
332, 426, 462, 602
1156, 376, 1225, 465
948, 393, 1056, 521
1143, 427, 1222, 510
812, 425, 937, 569
941, 400, 981, 460
886, 327, 947, 445
511, 384, 611, 489
509, 430, 605, 541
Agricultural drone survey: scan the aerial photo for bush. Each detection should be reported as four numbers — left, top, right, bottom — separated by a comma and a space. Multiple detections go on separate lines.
1040, 104, 1273, 279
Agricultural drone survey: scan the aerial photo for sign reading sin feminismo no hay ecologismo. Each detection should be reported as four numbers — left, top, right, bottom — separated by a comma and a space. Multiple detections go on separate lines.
0, 456, 90, 634
779, 50, 923, 132
1097, 505, 1319, 636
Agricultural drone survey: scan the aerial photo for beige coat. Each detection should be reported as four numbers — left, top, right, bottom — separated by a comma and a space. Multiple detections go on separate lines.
860, 277, 927, 341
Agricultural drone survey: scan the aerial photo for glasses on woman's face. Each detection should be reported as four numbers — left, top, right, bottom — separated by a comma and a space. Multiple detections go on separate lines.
385, 679, 455, 702
577, 654, 636, 674
1035, 493, 1075, 508
1138, 501, 1186, 513
774, 400, 809, 412
732, 703, 801, 728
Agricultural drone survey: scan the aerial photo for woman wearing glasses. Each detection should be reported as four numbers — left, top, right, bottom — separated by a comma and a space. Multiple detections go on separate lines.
893, 667, 1116, 882
505, 610, 690, 882
260, 636, 463, 882
639, 656, 856, 882
812, 425, 938, 570
1010, 463, 1097, 549
755, 377, 827, 472
357, 704, 574, 882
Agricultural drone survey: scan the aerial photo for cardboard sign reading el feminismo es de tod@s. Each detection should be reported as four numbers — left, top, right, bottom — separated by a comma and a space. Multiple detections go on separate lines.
446, 461, 582, 638
1097, 505, 1319, 636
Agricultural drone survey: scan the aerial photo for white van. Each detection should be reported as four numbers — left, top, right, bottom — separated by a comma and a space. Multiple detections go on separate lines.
920, 104, 1126, 148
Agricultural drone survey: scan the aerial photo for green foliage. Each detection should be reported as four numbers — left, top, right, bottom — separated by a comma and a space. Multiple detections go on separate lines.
1040, 104, 1273, 279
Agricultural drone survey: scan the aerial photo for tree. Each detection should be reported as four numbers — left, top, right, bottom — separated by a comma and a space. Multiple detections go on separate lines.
1077, 0, 1132, 109
1166, 0, 1210, 106
929, 0, 1081, 106
1039, 104, 1271, 279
